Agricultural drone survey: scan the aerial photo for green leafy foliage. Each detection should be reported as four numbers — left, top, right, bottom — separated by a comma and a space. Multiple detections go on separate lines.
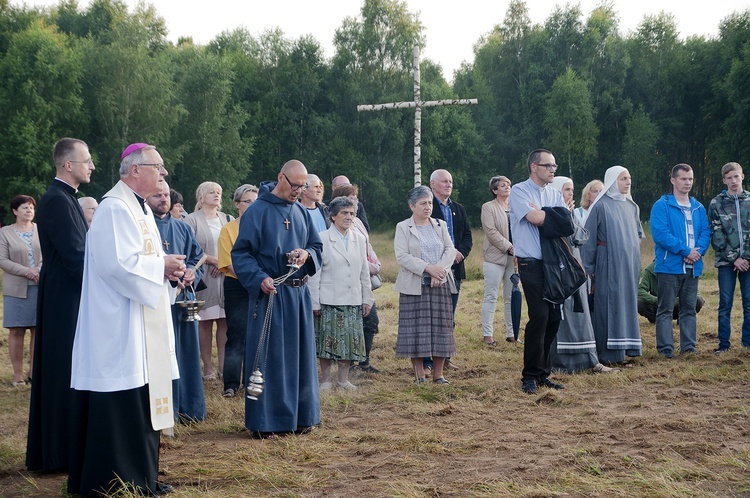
0, 0, 749, 225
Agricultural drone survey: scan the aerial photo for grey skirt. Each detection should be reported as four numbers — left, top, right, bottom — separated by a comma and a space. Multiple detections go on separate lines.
396, 284, 456, 358
3, 285, 38, 328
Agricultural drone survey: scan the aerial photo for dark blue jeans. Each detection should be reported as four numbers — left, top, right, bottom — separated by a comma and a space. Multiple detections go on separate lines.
718, 266, 750, 349
223, 277, 249, 391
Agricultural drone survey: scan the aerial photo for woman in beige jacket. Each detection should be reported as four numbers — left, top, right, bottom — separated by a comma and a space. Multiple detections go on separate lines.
394, 186, 457, 385
481, 176, 515, 345
0, 195, 42, 386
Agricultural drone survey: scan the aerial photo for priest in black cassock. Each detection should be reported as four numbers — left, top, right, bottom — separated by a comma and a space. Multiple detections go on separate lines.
232, 159, 323, 435
27, 137, 94, 472
147, 181, 207, 422
68, 143, 185, 497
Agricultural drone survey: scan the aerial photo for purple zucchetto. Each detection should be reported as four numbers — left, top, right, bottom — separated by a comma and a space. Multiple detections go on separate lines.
121, 142, 152, 160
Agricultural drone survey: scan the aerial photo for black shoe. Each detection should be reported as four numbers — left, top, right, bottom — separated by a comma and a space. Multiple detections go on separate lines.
714, 347, 730, 354
540, 377, 565, 390
522, 379, 538, 394
358, 363, 381, 373
681, 348, 700, 355
152, 483, 173, 496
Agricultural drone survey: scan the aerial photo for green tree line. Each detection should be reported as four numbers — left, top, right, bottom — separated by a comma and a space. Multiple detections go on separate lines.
1, 0, 749, 226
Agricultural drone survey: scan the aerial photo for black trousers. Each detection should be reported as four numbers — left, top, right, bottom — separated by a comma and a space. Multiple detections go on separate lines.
518, 258, 561, 382
361, 302, 379, 364
68, 385, 160, 497
223, 276, 250, 391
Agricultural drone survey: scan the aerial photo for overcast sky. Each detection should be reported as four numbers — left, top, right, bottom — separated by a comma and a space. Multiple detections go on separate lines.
11, 0, 749, 80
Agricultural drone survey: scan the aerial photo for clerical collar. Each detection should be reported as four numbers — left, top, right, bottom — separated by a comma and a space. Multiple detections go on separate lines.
54, 177, 78, 193
126, 189, 148, 214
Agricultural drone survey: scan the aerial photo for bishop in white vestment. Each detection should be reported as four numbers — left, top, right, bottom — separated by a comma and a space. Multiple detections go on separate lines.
67, 143, 186, 497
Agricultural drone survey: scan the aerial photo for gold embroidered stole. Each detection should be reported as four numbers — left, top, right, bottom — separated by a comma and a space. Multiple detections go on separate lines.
104, 181, 174, 432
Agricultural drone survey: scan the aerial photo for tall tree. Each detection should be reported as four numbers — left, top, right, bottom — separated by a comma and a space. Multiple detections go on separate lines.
543, 68, 598, 182
331, 0, 424, 222
168, 45, 253, 210
0, 20, 85, 215
79, 2, 181, 193
623, 106, 660, 213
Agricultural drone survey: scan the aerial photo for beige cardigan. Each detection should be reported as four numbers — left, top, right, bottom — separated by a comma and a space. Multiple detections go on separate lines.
481, 199, 513, 266
0, 224, 42, 298
393, 216, 456, 296
185, 210, 233, 308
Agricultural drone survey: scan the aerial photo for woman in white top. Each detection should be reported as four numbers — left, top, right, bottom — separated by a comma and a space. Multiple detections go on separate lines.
185, 181, 234, 380
574, 179, 604, 225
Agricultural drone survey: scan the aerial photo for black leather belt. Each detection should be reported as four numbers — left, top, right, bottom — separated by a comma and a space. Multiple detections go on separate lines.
517, 257, 541, 264
281, 275, 308, 287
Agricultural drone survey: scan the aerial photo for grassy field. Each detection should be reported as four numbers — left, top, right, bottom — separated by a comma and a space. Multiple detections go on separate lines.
1, 226, 750, 497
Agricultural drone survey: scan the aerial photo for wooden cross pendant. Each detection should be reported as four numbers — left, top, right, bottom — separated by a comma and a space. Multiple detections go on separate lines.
163, 239, 170, 251
283, 218, 290, 230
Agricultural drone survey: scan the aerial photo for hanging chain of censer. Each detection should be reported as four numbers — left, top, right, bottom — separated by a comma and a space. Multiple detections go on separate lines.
246, 251, 303, 400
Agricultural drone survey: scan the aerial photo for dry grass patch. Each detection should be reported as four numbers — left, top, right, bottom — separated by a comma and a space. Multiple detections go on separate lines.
2, 228, 750, 496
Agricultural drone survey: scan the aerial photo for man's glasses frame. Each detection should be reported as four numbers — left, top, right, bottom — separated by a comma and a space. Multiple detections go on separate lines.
283, 173, 308, 191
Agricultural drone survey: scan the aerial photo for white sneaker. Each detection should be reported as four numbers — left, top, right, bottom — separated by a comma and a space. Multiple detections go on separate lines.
319, 381, 333, 391
337, 381, 358, 390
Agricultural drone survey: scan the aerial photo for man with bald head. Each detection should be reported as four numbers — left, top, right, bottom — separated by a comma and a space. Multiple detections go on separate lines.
148, 181, 206, 423
232, 159, 323, 436
430, 169, 473, 315
27, 138, 95, 473
77, 197, 98, 227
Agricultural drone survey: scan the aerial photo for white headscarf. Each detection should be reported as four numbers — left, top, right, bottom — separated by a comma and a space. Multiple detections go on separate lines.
588, 166, 633, 214
550, 176, 573, 193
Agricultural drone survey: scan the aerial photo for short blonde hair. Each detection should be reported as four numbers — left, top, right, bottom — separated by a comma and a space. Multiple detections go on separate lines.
580, 179, 604, 209
489, 175, 511, 195
194, 181, 223, 211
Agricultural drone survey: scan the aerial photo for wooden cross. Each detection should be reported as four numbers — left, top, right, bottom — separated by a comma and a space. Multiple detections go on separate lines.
357, 46, 478, 187
283, 218, 290, 230
163, 239, 170, 251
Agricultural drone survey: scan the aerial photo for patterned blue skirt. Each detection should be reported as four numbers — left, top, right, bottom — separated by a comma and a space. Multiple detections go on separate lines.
314, 304, 366, 361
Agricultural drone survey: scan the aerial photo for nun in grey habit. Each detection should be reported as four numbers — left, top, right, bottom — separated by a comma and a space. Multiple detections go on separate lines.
549, 177, 617, 374
580, 166, 643, 366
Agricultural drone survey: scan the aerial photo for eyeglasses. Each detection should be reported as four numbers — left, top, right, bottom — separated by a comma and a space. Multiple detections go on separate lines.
138, 163, 166, 171
238, 199, 254, 204
69, 159, 94, 166
537, 163, 558, 171
283, 173, 308, 192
